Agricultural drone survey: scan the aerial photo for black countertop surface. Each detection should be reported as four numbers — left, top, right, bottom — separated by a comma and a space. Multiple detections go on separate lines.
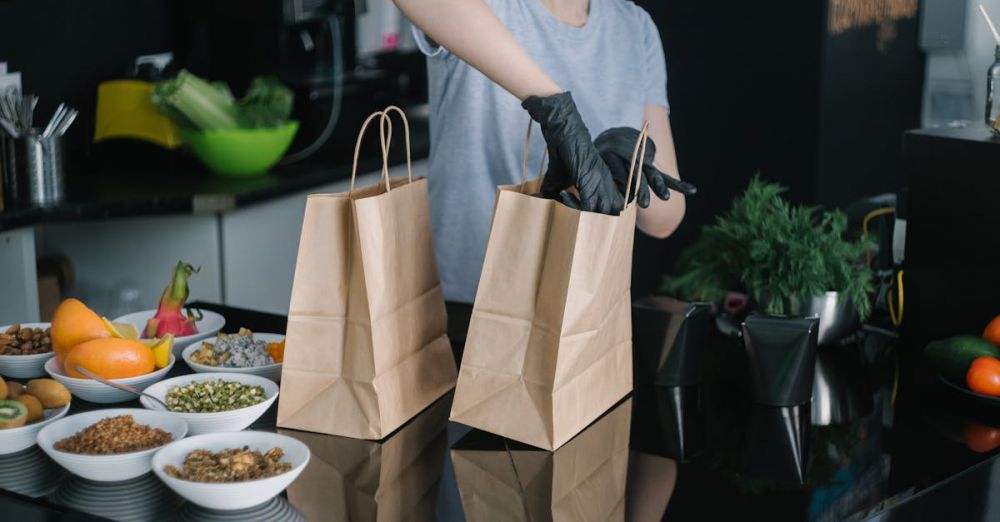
0, 116, 430, 233
0, 304, 997, 521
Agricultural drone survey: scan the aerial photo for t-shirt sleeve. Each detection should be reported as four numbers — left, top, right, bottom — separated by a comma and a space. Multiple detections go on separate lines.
639, 13, 669, 112
411, 25, 448, 58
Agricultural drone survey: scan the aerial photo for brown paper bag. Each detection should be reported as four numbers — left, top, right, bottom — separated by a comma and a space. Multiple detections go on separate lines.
450, 122, 649, 450
451, 399, 631, 521
281, 394, 450, 522
278, 107, 457, 439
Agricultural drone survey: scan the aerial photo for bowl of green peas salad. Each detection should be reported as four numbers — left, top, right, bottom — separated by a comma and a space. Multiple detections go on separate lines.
139, 373, 278, 435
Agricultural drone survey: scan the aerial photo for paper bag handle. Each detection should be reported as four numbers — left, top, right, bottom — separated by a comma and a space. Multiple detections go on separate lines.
350, 110, 391, 195
623, 120, 650, 212
381, 105, 414, 184
518, 119, 549, 193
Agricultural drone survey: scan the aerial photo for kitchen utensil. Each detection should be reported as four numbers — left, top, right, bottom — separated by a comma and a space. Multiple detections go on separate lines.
939, 376, 1000, 408
181, 121, 299, 177
73, 365, 170, 410
792, 291, 861, 346
1, 133, 64, 206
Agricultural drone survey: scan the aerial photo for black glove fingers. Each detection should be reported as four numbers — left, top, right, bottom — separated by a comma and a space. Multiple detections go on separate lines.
556, 191, 582, 210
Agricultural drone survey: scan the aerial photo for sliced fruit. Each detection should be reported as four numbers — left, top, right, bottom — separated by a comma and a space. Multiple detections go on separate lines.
0, 377, 6, 401
14, 395, 43, 423
267, 339, 285, 364
101, 318, 141, 340
51, 299, 111, 362
63, 338, 155, 380
144, 261, 200, 338
147, 334, 174, 369
0, 400, 27, 429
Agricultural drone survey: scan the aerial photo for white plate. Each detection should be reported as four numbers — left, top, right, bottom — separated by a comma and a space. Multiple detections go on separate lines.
153, 431, 309, 510
45, 355, 176, 404
0, 323, 56, 379
37, 408, 189, 482
140, 372, 278, 435
112, 309, 225, 358
182, 332, 284, 383
0, 402, 71, 455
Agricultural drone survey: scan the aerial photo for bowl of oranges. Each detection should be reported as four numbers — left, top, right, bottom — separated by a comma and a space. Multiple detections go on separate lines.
42, 299, 176, 404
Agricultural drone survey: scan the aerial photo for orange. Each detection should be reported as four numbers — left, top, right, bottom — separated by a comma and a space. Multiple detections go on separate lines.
51, 299, 111, 362
985, 314, 1000, 347
63, 338, 154, 380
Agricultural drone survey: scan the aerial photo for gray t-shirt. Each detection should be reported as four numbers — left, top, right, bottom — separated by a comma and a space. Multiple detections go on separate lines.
414, 0, 669, 303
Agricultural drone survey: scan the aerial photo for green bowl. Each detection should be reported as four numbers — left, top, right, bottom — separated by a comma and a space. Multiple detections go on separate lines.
182, 121, 299, 177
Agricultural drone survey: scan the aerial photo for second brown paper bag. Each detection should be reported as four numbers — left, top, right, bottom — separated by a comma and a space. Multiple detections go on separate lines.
278, 107, 457, 439
450, 122, 649, 450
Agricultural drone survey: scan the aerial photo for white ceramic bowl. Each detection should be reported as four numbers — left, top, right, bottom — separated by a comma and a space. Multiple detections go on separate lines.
112, 309, 226, 359
0, 402, 71, 455
37, 408, 189, 482
152, 431, 309, 511
140, 373, 278, 435
0, 323, 56, 379
45, 355, 176, 404
182, 332, 284, 383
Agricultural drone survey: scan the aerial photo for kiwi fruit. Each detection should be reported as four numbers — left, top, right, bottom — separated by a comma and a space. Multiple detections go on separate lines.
0, 400, 27, 429
14, 395, 43, 424
6, 382, 24, 399
26, 379, 71, 408
0, 377, 7, 401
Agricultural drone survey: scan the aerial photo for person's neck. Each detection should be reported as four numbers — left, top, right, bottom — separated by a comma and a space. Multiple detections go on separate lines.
538, 0, 591, 27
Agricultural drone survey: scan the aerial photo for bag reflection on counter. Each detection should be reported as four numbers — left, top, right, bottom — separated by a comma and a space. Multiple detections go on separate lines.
450, 399, 631, 522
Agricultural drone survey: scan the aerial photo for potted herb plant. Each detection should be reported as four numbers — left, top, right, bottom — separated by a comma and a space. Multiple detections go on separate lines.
663, 176, 873, 405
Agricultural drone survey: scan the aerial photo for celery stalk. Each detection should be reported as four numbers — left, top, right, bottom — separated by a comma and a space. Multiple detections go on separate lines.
151, 70, 239, 130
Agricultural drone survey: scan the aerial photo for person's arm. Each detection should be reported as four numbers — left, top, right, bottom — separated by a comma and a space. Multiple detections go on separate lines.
637, 104, 686, 238
393, 0, 561, 100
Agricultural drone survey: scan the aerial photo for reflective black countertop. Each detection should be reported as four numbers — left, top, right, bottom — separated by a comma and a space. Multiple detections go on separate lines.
0, 304, 996, 521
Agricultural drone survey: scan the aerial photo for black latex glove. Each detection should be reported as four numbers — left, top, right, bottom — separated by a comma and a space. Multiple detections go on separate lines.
594, 127, 698, 208
522, 92, 624, 214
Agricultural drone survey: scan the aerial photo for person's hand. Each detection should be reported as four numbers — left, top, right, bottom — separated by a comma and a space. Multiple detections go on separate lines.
522, 92, 624, 214
594, 127, 698, 208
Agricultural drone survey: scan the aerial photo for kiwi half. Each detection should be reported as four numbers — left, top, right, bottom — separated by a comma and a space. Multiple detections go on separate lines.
0, 400, 28, 429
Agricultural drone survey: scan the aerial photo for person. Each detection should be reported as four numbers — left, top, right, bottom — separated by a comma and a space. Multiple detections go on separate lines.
393, 0, 695, 305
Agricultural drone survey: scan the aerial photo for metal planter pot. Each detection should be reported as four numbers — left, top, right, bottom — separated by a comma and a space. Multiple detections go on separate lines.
632, 297, 712, 386
742, 314, 820, 406
792, 291, 861, 346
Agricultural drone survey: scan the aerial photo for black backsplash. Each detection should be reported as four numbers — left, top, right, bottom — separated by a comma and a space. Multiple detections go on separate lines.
0, 0, 178, 159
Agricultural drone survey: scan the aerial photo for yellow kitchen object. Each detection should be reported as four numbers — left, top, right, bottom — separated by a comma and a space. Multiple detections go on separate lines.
94, 80, 182, 149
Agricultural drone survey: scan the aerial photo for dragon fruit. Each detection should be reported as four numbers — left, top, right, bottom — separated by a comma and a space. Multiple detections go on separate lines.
144, 261, 202, 338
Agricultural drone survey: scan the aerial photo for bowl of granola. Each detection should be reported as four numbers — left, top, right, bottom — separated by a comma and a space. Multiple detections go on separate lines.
36, 409, 188, 481
139, 373, 279, 435
0, 323, 55, 379
182, 329, 284, 383
152, 431, 310, 510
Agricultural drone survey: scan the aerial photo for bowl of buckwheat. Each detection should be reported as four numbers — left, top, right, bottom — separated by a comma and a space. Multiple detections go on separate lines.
36, 408, 188, 482
139, 373, 279, 435
152, 431, 310, 510
0, 323, 56, 379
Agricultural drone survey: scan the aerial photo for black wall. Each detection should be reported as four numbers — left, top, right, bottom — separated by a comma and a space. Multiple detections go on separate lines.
633, 0, 924, 298
0, 0, 178, 157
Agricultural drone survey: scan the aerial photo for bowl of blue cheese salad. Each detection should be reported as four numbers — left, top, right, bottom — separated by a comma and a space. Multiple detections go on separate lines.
181, 329, 284, 383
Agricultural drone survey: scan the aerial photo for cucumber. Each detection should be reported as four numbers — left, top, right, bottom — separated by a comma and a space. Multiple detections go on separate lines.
925, 336, 1000, 383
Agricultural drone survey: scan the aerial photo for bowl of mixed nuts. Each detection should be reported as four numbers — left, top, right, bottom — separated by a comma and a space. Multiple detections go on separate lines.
139, 373, 279, 435
152, 431, 310, 510
0, 323, 55, 379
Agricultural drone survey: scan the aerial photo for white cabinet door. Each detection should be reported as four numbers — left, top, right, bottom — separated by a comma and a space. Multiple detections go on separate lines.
220, 161, 426, 315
